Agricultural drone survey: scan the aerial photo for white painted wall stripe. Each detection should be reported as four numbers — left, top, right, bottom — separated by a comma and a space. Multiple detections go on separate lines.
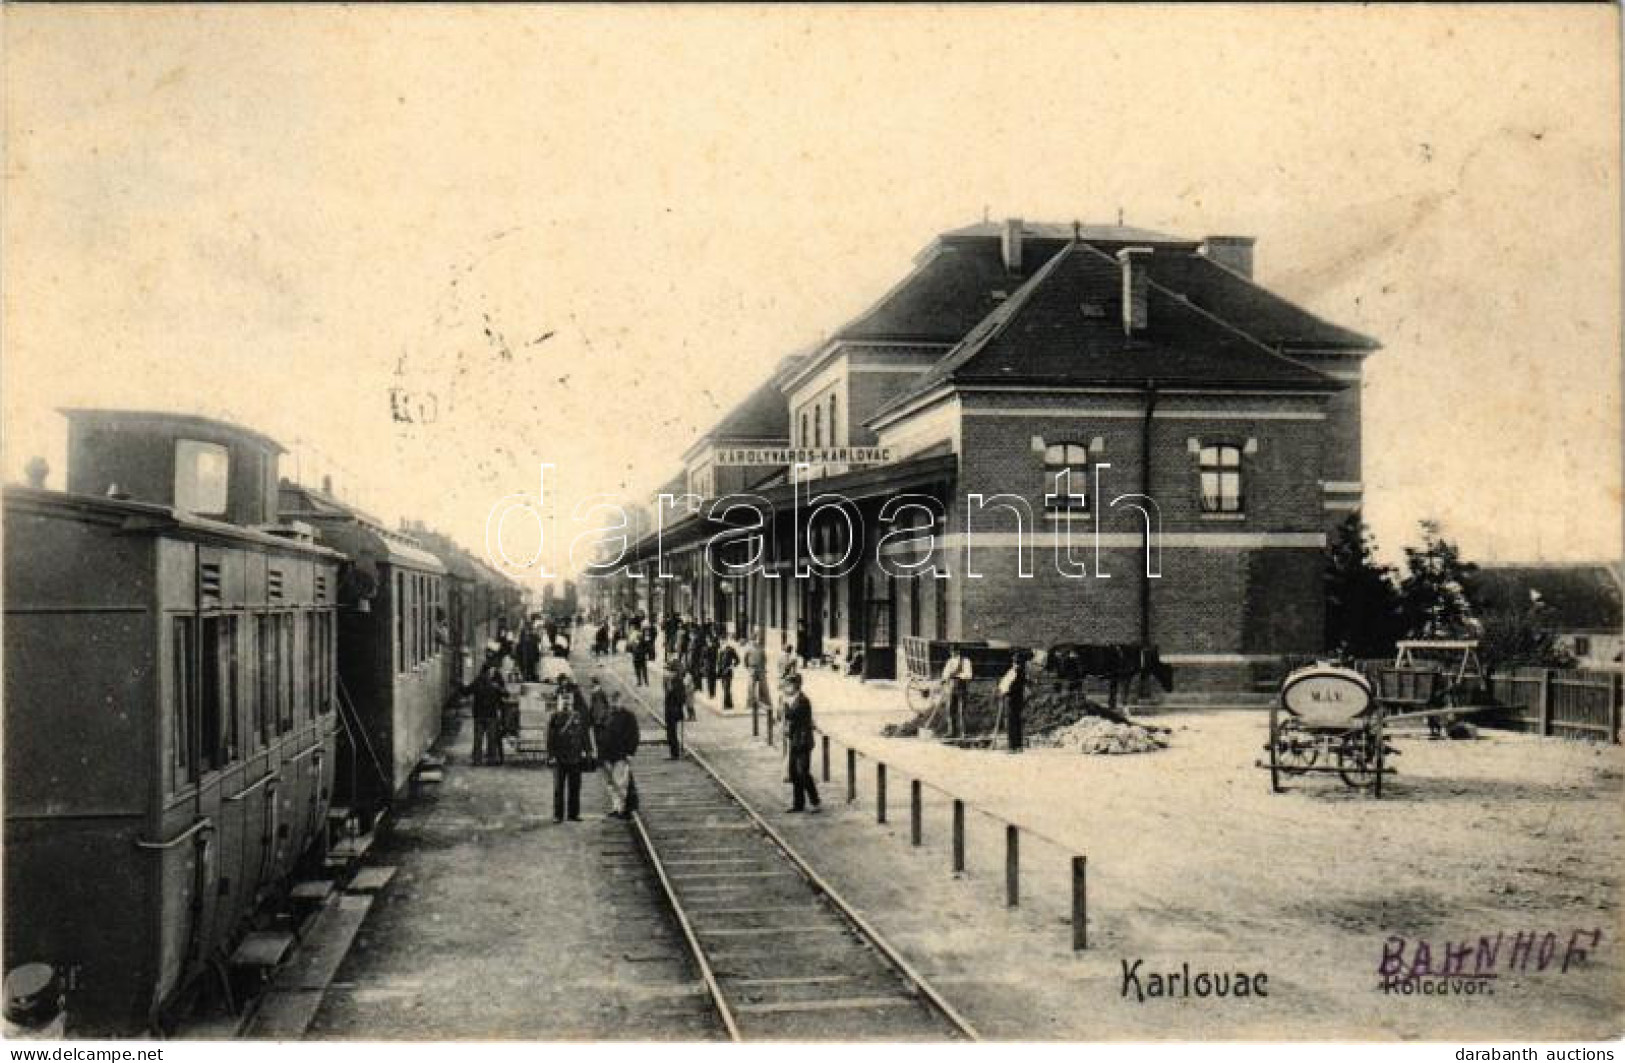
880, 530, 1326, 553
961, 407, 1325, 421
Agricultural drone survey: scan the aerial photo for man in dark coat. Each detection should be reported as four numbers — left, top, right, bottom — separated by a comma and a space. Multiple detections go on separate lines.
662, 666, 686, 759
547, 687, 587, 822
517, 626, 541, 683
598, 693, 641, 819
585, 677, 611, 769
463, 663, 507, 766
715, 639, 740, 710
781, 674, 820, 813
630, 630, 650, 686
1002, 650, 1031, 753
703, 628, 719, 699
687, 630, 707, 698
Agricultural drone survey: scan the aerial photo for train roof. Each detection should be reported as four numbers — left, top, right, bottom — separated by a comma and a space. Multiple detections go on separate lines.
277, 481, 445, 573
60, 407, 287, 455
3, 484, 344, 560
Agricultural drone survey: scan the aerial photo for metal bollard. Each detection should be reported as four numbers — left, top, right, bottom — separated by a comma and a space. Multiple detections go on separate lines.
846, 747, 856, 803
910, 779, 922, 846
876, 763, 888, 823
952, 799, 965, 873
1072, 855, 1088, 951
766, 707, 775, 747
752, 701, 759, 737
1005, 825, 1020, 907
820, 734, 830, 782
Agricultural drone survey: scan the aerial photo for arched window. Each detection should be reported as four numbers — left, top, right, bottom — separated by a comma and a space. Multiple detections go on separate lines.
1044, 442, 1091, 512
829, 394, 839, 446
814, 406, 823, 447
1199, 445, 1243, 513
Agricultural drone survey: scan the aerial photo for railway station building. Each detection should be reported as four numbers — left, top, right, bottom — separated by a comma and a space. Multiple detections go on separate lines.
617, 219, 1377, 692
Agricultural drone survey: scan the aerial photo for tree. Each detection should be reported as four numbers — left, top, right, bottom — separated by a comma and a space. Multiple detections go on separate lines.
1396, 520, 1478, 639
1471, 591, 1577, 673
1324, 512, 1404, 659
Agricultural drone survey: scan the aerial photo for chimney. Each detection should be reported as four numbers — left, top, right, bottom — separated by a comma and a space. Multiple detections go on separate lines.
1202, 235, 1255, 279
322, 474, 333, 495
23, 456, 47, 488
1116, 246, 1153, 335
1001, 217, 1024, 273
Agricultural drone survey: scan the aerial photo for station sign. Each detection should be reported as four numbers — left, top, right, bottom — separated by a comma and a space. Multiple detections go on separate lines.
714, 446, 895, 467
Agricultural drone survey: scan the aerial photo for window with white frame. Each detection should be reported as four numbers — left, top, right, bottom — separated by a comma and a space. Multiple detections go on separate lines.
1199, 444, 1244, 514
1044, 442, 1092, 512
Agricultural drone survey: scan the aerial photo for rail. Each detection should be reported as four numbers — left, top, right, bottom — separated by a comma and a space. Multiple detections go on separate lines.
609, 670, 980, 1042
626, 803, 742, 1041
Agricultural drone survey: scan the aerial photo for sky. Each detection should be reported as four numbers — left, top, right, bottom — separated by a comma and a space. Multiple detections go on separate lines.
3, 5, 1620, 580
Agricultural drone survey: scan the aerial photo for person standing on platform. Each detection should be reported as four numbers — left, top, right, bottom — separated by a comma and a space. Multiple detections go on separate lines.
662, 664, 686, 759
940, 647, 974, 739
517, 625, 541, 683
464, 663, 506, 766
703, 626, 719, 699
743, 634, 769, 717
599, 693, 641, 819
782, 674, 821, 814
586, 677, 611, 769
630, 631, 650, 687
547, 686, 587, 822
716, 638, 740, 710
777, 643, 801, 725
687, 629, 707, 697
1000, 650, 1031, 753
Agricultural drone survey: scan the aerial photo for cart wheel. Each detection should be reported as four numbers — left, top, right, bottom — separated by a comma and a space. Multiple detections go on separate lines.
1272, 718, 1318, 775
1336, 730, 1379, 790
905, 678, 934, 713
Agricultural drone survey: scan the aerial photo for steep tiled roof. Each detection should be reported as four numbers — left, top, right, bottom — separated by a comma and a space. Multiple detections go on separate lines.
870, 241, 1338, 422
940, 220, 1187, 244
833, 236, 1071, 343
1146, 253, 1377, 351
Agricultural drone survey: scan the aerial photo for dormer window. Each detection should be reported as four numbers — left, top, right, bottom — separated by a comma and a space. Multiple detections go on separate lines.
175, 440, 229, 516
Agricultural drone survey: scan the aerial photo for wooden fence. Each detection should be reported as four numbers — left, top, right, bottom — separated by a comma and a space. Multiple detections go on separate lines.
1479, 667, 1622, 742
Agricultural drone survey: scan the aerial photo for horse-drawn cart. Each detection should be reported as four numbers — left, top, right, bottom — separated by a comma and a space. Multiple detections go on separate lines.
1264, 662, 1394, 795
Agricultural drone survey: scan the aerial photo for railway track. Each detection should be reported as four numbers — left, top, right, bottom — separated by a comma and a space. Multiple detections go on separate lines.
605, 670, 979, 1041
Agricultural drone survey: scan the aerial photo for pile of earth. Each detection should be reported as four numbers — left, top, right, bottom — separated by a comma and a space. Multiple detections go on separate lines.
881, 686, 1155, 746
1030, 715, 1168, 754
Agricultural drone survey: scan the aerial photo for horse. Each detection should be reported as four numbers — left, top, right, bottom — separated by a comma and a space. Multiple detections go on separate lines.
1042, 643, 1174, 713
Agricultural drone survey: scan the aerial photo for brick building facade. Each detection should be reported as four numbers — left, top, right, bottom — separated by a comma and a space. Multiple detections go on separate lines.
616, 219, 1377, 692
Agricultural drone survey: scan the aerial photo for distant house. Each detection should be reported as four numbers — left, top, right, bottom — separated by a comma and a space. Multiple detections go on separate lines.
1469, 564, 1624, 670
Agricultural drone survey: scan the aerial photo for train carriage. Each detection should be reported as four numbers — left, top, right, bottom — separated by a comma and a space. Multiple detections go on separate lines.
3, 411, 342, 1034
278, 484, 448, 824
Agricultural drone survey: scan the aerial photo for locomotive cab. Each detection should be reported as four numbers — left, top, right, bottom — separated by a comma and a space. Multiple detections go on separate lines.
62, 408, 284, 526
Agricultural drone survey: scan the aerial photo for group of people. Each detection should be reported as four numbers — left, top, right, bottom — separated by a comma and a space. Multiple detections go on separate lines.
937, 644, 1034, 752
460, 616, 646, 823
655, 624, 820, 813
463, 609, 850, 821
